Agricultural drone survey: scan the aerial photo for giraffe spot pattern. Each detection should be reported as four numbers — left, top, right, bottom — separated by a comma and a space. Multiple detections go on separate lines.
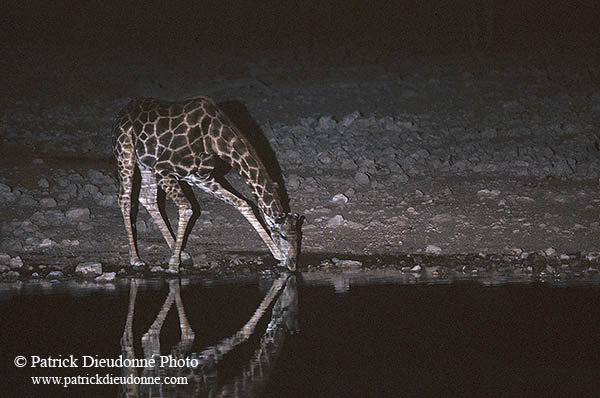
112, 96, 286, 222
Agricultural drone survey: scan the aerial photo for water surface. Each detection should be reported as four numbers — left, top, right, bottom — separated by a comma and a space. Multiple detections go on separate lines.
1, 272, 599, 397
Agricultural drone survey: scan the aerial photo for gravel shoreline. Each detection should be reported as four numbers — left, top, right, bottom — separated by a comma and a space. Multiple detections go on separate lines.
1, 47, 599, 281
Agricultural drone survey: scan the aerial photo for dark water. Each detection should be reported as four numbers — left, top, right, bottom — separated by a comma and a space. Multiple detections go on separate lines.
1, 273, 599, 397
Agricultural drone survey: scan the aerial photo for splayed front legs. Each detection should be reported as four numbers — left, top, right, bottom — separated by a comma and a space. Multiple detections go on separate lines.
190, 176, 283, 261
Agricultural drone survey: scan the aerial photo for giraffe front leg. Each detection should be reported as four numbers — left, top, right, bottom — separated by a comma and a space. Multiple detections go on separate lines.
118, 175, 146, 270
139, 170, 193, 266
157, 171, 193, 273
193, 178, 284, 261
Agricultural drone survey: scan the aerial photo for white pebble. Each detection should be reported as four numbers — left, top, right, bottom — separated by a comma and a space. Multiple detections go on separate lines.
425, 245, 442, 255
331, 193, 349, 204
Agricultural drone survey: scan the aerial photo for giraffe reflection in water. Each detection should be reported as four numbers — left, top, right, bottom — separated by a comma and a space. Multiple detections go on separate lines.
119, 273, 298, 398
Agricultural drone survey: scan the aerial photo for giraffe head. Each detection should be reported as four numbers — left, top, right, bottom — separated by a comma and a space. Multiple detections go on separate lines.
271, 213, 304, 271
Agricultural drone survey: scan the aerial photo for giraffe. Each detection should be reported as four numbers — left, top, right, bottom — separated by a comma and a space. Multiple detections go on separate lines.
112, 96, 303, 272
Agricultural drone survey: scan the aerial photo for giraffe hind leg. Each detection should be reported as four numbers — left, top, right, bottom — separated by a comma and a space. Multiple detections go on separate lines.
139, 169, 193, 266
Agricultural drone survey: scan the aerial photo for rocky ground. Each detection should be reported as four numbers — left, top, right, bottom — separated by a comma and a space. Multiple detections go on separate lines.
1, 46, 599, 282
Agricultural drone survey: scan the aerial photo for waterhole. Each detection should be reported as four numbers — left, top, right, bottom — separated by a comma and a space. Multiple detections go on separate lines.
1, 271, 599, 397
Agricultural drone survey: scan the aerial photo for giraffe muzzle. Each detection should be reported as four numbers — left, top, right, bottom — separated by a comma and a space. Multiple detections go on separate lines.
285, 257, 297, 272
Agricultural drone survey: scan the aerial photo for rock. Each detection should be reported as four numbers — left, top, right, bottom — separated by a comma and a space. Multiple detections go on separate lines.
38, 178, 50, 188
38, 239, 55, 248
332, 258, 362, 269
87, 169, 106, 184
136, 220, 147, 233
341, 111, 361, 127
66, 208, 90, 221
0, 183, 11, 194
477, 189, 501, 200
354, 172, 370, 186
317, 116, 336, 130
83, 184, 99, 196
150, 266, 164, 273
3, 271, 20, 280
331, 193, 348, 205
409, 265, 422, 272
299, 117, 316, 128
431, 213, 453, 223
544, 265, 556, 275
95, 272, 116, 282
509, 248, 523, 256
46, 271, 64, 279
78, 222, 93, 231
341, 159, 358, 170
69, 173, 85, 183
326, 215, 345, 227
97, 195, 116, 207
317, 152, 333, 164
0, 253, 11, 265
544, 247, 557, 257
40, 198, 57, 208
406, 207, 418, 215
344, 220, 364, 229
55, 176, 70, 188
1, 239, 23, 251
425, 245, 442, 255
389, 173, 409, 184
286, 175, 302, 191
19, 196, 38, 206
31, 272, 40, 278
61, 239, 80, 246
75, 262, 103, 277
515, 196, 534, 203
43, 210, 66, 226
9, 256, 23, 269
552, 159, 573, 177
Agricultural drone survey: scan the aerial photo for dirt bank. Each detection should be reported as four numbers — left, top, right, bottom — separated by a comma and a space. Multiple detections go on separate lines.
1, 47, 599, 280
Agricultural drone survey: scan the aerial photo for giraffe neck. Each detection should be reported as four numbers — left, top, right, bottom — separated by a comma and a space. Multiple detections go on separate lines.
209, 122, 288, 225
250, 171, 285, 226
239, 156, 286, 225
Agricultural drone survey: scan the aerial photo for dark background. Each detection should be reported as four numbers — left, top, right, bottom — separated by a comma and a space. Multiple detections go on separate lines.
3, 0, 599, 53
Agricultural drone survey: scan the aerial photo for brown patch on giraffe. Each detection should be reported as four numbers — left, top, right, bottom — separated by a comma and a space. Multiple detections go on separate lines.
171, 115, 186, 130
148, 110, 159, 123
202, 100, 219, 117
143, 123, 155, 136
200, 115, 211, 134
156, 117, 169, 132
158, 130, 173, 147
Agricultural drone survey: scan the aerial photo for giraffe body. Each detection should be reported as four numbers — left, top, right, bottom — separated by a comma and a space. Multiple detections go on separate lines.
112, 96, 302, 271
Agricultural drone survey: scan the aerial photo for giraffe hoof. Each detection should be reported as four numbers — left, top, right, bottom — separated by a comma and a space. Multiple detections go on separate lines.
168, 257, 181, 273
129, 258, 146, 272
181, 251, 193, 267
